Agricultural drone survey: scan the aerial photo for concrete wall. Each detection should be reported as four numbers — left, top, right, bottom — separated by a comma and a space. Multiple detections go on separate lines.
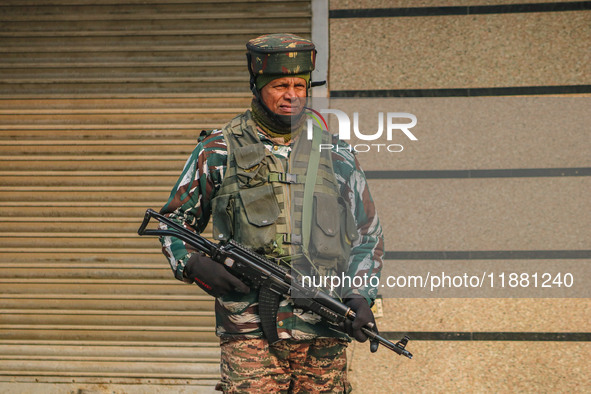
326, 1, 590, 392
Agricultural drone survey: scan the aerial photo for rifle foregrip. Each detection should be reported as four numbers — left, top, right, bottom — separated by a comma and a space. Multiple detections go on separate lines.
305, 302, 343, 323
291, 288, 350, 325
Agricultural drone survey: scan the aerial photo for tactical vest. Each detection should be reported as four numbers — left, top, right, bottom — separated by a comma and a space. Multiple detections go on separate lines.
210, 111, 358, 275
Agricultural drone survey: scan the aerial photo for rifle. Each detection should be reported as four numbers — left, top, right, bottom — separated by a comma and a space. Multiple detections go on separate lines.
138, 208, 412, 359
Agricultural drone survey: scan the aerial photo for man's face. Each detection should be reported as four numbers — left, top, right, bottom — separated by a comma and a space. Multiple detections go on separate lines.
260, 77, 307, 116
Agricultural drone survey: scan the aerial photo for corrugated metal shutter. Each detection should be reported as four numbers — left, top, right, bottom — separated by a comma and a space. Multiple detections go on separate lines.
0, 0, 311, 387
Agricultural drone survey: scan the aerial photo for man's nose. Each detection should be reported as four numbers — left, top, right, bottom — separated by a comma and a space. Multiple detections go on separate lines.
284, 86, 297, 99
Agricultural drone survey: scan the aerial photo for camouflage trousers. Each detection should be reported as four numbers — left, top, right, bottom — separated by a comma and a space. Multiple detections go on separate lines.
215, 337, 352, 393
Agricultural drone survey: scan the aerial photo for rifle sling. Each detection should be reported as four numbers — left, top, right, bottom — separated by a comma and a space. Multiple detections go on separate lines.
301, 126, 322, 260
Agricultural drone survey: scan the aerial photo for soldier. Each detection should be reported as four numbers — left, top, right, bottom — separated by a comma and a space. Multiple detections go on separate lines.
159, 33, 383, 393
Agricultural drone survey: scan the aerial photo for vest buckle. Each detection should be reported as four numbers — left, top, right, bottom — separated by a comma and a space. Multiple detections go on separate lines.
269, 172, 299, 184
283, 233, 302, 245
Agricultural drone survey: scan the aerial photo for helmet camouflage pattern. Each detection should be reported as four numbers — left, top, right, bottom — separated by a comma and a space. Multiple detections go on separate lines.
246, 33, 316, 76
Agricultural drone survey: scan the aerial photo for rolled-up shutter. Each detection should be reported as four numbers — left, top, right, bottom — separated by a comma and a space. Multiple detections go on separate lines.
0, 0, 311, 388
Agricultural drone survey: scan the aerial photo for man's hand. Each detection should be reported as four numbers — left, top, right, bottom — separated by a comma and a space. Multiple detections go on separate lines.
344, 295, 379, 352
184, 253, 250, 298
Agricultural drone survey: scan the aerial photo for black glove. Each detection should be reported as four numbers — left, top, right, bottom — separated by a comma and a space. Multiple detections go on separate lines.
183, 253, 250, 298
344, 295, 379, 352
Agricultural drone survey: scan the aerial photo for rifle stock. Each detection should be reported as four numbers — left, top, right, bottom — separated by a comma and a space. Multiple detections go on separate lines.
138, 208, 412, 359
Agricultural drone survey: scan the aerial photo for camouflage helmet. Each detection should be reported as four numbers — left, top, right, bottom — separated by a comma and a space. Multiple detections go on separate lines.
246, 33, 316, 78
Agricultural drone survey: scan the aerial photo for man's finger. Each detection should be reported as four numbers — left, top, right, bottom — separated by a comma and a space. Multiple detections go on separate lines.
354, 330, 368, 343
370, 339, 379, 353
344, 319, 354, 337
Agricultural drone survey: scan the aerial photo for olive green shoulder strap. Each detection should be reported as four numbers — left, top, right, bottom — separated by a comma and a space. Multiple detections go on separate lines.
301, 126, 322, 260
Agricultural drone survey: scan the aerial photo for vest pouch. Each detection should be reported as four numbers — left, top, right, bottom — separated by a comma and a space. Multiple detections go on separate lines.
236, 184, 280, 250
339, 196, 359, 271
340, 196, 359, 245
309, 193, 347, 268
212, 193, 233, 241
234, 143, 267, 187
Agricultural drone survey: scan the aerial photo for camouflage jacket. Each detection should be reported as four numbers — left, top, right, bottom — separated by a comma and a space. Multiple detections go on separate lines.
159, 110, 384, 340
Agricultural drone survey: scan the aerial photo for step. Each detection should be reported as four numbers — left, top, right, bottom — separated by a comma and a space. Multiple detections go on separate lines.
0, 44, 243, 53
0, 60, 247, 77
0, 341, 219, 357
0, 70, 247, 85
0, 294, 213, 312
0, 200, 164, 207
0, 206, 162, 218
0, 233, 162, 249
0, 250, 165, 262
0, 122, 223, 130
0, 198, 168, 211
0, 36, 267, 49
0, 190, 169, 203
0, 92, 251, 100
0, 359, 219, 376
0, 76, 246, 84
0, 27, 308, 38
0, 266, 171, 280
0, 18, 309, 31
0, 139, 197, 146
0, 172, 180, 186
0, 82, 251, 95
0, 3, 309, 17
0, 159, 188, 171
0, 19, 310, 35
0, 185, 171, 190
0, 146, 193, 156
0, 0, 304, 4
0, 1, 309, 12
0, 222, 156, 235
0, 145, 197, 155
0, 139, 195, 145
0, 310, 216, 328
0, 96, 251, 109
0, 47, 244, 62
0, 216, 140, 221
0, 129, 209, 141
0, 260, 170, 270
0, 12, 310, 23
0, 108, 245, 115
0, 112, 237, 125
0, 316, 218, 342
0, 279, 201, 296
0, 239, 213, 256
